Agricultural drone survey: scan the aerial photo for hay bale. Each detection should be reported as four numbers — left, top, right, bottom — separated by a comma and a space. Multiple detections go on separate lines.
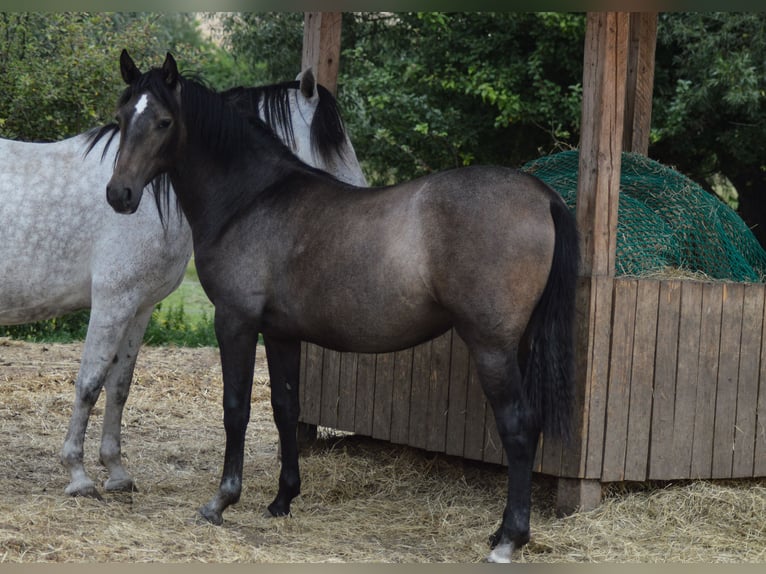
522, 151, 766, 282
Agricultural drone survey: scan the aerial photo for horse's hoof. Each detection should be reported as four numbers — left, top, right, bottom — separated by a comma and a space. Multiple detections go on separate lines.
263, 506, 291, 519
266, 500, 291, 517
198, 505, 223, 526
486, 542, 514, 563
65, 481, 104, 501
104, 477, 137, 493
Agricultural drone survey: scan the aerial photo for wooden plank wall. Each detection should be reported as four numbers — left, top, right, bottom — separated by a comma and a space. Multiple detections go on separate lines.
299, 278, 766, 482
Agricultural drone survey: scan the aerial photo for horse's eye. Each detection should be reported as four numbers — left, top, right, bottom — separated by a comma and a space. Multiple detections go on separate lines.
158, 119, 172, 129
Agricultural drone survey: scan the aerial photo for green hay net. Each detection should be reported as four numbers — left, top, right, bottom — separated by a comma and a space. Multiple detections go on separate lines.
522, 150, 766, 282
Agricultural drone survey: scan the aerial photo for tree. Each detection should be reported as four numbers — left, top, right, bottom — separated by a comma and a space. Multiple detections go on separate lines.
0, 12, 221, 342
338, 12, 586, 184
651, 13, 766, 246
216, 12, 586, 185
47, 11, 759, 250
0, 13, 210, 142
214, 12, 305, 87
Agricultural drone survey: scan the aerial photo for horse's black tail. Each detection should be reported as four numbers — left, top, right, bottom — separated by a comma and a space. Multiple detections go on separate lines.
523, 197, 579, 441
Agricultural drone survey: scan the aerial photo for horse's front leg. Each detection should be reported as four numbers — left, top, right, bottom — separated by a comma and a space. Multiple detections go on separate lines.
262, 335, 302, 516
99, 305, 154, 493
198, 311, 258, 525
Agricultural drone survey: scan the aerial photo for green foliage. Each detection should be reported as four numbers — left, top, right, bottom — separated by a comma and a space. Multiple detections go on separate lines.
0, 13, 210, 141
337, 12, 586, 184
212, 12, 586, 184
652, 13, 766, 178
0, 304, 217, 347
648, 13, 766, 245
213, 12, 304, 87
214, 11, 766, 239
143, 302, 217, 347
0, 310, 90, 343
0, 13, 224, 347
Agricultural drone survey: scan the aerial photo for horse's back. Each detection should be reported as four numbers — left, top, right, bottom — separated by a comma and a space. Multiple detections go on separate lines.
0, 136, 103, 320
216, 165, 563, 353
414, 166, 559, 255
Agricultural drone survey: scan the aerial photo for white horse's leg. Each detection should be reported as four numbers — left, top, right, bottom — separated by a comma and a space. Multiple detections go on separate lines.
60, 304, 137, 498
100, 305, 154, 492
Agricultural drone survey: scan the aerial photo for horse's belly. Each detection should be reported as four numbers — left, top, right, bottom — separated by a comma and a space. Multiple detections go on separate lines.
264, 298, 452, 354
310, 323, 452, 354
0, 289, 90, 325
0, 262, 91, 324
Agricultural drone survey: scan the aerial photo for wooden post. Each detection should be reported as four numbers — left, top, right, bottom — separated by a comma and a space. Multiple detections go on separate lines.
623, 12, 657, 155
557, 12, 630, 515
576, 12, 629, 279
556, 477, 604, 516
302, 12, 342, 95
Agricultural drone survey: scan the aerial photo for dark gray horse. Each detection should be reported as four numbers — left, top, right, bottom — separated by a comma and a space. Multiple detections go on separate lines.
99, 51, 579, 563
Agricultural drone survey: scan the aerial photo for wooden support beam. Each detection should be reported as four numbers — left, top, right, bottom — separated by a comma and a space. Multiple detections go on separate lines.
576, 12, 629, 279
302, 12, 342, 96
623, 12, 657, 155
560, 12, 630, 515
556, 478, 603, 516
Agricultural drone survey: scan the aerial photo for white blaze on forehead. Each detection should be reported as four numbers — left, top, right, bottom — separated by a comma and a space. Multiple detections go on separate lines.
134, 94, 149, 117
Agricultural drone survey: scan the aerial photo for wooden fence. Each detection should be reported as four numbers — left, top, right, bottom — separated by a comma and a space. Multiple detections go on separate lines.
299, 277, 766, 483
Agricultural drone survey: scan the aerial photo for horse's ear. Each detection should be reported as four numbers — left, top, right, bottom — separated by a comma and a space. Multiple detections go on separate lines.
120, 49, 141, 85
299, 68, 316, 99
162, 52, 179, 88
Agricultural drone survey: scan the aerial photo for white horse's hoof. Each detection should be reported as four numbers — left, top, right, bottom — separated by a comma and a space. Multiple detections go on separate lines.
104, 477, 137, 493
65, 480, 103, 501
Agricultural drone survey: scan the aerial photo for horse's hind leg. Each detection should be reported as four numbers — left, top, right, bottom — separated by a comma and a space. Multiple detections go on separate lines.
262, 336, 302, 517
470, 345, 540, 563
99, 305, 154, 493
60, 305, 140, 498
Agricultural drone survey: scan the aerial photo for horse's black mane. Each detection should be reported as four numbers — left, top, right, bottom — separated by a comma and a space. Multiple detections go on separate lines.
87, 68, 350, 226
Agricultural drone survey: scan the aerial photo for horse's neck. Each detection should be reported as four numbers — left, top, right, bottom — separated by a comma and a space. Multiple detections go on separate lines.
169, 139, 301, 243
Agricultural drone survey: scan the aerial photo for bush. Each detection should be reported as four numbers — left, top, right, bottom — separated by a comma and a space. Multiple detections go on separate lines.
0, 304, 217, 347
143, 303, 217, 347
0, 310, 90, 343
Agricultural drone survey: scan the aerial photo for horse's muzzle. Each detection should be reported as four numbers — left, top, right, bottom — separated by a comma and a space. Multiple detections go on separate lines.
106, 184, 140, 214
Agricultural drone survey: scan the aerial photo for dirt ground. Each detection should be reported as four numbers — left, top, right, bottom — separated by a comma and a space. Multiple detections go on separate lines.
0, 337, 507, 563
1, 337, 765, 563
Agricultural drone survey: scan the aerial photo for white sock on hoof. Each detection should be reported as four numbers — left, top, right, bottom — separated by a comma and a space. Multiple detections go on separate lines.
487, 542, 514, 563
